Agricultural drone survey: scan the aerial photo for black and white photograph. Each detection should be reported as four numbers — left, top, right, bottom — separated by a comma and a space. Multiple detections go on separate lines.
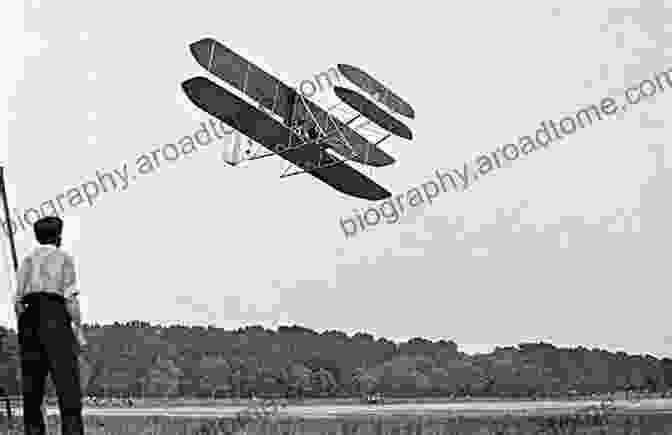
0, 2, 671, 434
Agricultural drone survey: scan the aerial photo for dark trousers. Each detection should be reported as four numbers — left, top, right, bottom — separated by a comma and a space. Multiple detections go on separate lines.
18, 293, 83, 435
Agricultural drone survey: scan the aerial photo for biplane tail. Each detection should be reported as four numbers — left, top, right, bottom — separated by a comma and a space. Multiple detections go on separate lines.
333, 86, 413, 141
331, 64, 415, 148
337, 64, 415, 119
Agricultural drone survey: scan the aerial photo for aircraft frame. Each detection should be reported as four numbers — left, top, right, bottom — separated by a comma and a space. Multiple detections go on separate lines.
183, 38, 414, 200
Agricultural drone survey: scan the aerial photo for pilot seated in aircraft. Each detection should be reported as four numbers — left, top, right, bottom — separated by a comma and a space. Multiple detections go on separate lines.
299, 119, 319, 141
306, 124, 320, 141
292, 119, 305, 136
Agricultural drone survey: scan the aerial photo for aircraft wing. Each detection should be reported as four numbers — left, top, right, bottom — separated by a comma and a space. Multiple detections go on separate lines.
189, 37, 295, 122
189, 38, 395, 167
182, 76, 391, 201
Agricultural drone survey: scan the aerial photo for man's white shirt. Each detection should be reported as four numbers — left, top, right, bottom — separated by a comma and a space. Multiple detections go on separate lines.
14, 244, 79, 304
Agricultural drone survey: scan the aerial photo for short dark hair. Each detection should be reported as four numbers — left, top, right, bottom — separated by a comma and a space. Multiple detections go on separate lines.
33, 216, 63, 246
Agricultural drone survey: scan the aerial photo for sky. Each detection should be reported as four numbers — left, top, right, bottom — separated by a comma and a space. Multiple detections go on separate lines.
0, 1, 670, 357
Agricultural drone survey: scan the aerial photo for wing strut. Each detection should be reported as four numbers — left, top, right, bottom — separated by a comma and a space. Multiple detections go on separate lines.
219, 75, 378, 178
270, 90, 366, 178
280, 150, 362, 178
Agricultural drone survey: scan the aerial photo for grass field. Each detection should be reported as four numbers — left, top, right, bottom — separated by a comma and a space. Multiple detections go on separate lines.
3, 400, 672, 434
2, 412, 672, 435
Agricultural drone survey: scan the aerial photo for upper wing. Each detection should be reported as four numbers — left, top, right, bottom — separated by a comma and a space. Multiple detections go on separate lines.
189, 37, 294, 122
337, 64, 415, 119
189, 38, 395, 167
182, 76, 391, 201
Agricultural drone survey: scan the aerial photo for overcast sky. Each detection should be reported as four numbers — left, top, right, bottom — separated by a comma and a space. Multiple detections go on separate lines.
1, 2, 670, 358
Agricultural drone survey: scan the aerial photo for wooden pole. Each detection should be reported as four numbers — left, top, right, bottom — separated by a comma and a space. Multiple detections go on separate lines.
0, 167, 18, 422
0, 167, 18, 273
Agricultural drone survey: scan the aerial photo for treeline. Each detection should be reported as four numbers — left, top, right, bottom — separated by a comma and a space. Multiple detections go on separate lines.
0, 322, 671, 398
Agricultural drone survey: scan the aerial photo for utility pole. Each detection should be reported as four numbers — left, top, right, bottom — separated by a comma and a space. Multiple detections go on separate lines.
0, 167, 18, 271
0, 167, 18, 422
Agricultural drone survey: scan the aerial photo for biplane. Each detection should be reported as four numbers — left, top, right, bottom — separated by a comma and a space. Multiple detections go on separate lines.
181, 37, 415, 200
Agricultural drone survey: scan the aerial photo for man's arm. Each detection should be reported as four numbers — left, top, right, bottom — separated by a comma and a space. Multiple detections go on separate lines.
62, 254, 81, 324
13, 258, 31, 318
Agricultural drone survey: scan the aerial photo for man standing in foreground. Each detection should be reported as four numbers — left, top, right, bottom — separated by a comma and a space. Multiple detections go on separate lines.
14, 216, 84, 434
